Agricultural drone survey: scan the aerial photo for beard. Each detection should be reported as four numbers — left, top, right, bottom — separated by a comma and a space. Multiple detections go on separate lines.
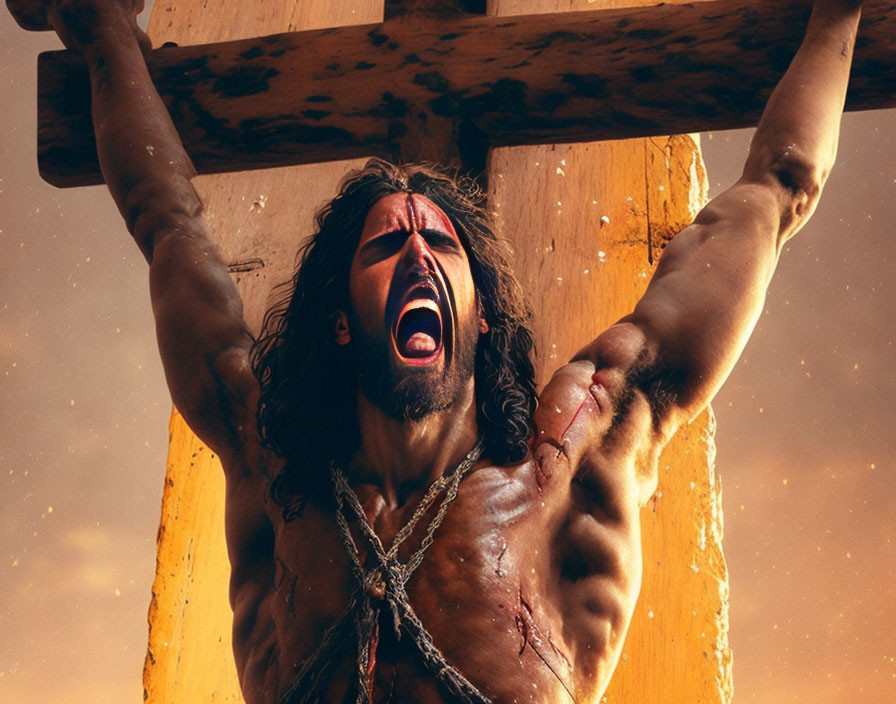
347, 306, 479, 422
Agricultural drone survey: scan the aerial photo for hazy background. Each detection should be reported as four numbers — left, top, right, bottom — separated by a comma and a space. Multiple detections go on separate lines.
2, 5, 894, 702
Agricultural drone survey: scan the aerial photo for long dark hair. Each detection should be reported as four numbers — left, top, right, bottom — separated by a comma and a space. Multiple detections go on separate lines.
251, 159, 536, 517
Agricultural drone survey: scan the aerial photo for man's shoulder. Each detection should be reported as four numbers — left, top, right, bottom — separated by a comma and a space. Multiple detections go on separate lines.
532, 323, 660, 465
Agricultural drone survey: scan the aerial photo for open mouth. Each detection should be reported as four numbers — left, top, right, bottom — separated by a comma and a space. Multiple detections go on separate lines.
392, 285, 444, 361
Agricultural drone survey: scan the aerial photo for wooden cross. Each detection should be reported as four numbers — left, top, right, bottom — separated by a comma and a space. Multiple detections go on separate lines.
11, 0, 896, 187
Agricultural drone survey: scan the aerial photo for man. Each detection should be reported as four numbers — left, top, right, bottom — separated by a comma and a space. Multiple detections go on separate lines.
24, 0, 863, 701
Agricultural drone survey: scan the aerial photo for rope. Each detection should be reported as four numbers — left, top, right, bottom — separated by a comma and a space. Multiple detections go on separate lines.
279, 440, 492, 704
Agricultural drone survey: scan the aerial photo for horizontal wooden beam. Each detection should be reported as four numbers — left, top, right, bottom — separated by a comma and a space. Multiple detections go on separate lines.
34, 0, 896, 187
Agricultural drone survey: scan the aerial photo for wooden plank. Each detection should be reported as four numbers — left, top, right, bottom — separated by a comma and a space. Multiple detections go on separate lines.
35, 0, 896, 187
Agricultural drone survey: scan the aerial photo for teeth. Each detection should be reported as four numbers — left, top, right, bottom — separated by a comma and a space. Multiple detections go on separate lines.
400, 299, 440, 317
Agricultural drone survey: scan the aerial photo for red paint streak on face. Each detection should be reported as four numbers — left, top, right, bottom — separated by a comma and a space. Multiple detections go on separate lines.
349, 193, 476, 369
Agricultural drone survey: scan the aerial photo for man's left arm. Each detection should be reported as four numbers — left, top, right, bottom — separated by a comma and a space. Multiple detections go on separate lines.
575, 0, 863, 436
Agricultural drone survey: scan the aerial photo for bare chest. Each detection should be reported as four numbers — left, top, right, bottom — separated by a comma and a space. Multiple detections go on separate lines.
264, 461, 580, 704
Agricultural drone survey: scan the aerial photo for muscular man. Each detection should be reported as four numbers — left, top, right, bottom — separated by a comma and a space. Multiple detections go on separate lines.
28, 0, 862, 701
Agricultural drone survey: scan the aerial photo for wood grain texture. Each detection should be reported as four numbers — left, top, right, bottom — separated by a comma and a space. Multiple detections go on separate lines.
34, 0, 896, 187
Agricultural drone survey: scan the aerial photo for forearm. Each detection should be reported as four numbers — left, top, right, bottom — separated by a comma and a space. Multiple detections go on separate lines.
743, 0, 862, 240
58, 6, 201, 261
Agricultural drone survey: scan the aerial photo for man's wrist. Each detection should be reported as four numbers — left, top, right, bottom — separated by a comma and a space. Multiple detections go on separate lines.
48, 2, 144, 55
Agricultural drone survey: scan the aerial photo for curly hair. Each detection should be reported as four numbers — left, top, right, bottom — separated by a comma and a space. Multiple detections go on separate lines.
251, 159, 536, 518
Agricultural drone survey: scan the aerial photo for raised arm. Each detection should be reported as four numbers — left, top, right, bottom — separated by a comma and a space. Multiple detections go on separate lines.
44, 0, 257, 455
576, 0, 863, 436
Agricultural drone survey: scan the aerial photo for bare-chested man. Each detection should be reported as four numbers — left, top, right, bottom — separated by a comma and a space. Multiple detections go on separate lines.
25, 0, 863, 701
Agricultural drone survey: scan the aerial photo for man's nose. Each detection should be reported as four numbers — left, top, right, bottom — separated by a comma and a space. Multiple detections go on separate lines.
400, 232, 436, 273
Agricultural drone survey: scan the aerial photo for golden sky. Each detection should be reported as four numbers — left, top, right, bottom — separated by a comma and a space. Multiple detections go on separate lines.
1, 5, 894, 703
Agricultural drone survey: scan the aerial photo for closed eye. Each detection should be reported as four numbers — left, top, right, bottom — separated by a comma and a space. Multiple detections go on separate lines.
359, 228, 461, 264
359, 229, 409, 263
420, 229, 461, 252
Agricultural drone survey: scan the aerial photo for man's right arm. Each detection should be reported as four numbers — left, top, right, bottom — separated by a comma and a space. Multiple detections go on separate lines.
50, 0, 256, 454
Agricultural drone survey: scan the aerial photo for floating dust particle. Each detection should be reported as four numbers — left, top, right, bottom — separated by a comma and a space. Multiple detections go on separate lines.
600, 215, 610, 226
782, 478, 788, 486
146, 145, 155, 156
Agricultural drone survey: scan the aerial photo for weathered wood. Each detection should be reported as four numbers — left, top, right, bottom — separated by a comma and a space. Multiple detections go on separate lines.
383, 0, 487, 167
384, 0, 486, 19
34, 0, 896, 187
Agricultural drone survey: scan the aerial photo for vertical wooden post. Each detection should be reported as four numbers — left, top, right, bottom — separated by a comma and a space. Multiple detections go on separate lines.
144, 1, 731, 702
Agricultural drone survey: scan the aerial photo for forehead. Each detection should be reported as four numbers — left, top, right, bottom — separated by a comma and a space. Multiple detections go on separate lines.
360, 193, 458, 240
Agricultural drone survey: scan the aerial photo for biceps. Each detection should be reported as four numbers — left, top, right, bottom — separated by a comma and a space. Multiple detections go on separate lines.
625, 188, 780, 415
149, 220, 255, 448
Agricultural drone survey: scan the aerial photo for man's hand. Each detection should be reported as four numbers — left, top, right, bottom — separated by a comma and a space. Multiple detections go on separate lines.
7, 0, 150, 53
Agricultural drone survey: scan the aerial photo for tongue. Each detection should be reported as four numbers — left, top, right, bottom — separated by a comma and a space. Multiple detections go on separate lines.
403, 332, 437, 356
396, 305, 441, 358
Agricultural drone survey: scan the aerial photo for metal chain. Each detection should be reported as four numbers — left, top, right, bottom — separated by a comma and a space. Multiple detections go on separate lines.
280, 440, 489, 704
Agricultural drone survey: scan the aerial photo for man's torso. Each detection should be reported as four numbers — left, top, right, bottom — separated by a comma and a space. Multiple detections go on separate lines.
227, 353, 660, 704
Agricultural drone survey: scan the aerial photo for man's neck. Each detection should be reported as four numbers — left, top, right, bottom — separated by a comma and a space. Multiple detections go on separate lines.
350, 378, 479, 508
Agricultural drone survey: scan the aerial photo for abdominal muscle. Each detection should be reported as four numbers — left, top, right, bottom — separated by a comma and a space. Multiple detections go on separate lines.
235, 440, 641, 704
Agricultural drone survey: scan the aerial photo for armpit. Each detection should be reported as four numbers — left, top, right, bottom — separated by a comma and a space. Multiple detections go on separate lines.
623, 345, 682, 436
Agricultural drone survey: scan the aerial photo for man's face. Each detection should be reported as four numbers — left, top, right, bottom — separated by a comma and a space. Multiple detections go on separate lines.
343, 193, 484, 421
